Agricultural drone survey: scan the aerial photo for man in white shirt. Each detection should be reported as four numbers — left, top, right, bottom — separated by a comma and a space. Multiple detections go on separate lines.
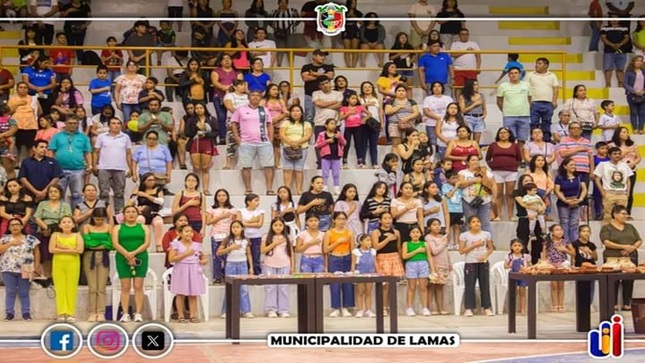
408, 0, 436, 49
312, 76, 342, 168
249, 27, 276, 71
450, 28, 481, 99
593, 146, 633, 222
94, 117, 134, 213
29, 0, 59, 45
527, 57, 559, 143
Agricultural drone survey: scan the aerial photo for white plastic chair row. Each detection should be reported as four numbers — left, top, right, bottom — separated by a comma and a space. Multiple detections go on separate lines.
111, 269, 158, 320
491, 261, 541, 315
162, 267, 210, 322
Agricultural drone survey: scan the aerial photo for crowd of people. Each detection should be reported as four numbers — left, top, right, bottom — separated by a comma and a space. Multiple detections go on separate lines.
0, 0, 644, 324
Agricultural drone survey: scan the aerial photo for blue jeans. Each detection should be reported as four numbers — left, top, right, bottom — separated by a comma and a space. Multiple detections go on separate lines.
537, 188, 552, 217
589, 24, 601, 52
462, 200, 493, 235
249, 237, 262, 275
59, 169, 84, 210
367, 220, 380, 234
328, 255, 355, 309
300, 255, 325, 273
2, 272, 31, 316
221, 261, 251, 314
304, 95, 314, 123
213, 96, 228, 141
121, 103, 139, 125
318, 214, 331, 232
530, 102, 554, 142
627, 97, 645, 132
210, 238, 225, 281
503, 116, 531, 142
557, 205, 581, 243
365, 125, 380, 167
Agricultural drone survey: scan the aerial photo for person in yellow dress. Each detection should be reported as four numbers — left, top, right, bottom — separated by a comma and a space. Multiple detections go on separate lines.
49, 215, 84, 322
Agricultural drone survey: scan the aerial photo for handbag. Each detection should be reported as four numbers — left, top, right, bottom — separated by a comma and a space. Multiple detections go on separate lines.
366, 117, 380, 132
467, 183, 485, 208
283, 123, 305, 160
628, 93, 645, 105
146, 147, 168, 186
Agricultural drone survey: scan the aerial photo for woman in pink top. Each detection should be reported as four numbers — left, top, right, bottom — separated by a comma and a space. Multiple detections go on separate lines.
339, 93, 371, 168
261, 218, 295, 317
51, 77, 84, 120
225, 30, 250, 71
261, 84, 288, 169
205, 189, 237, 284
426, 218, 451, 315
296, 214, 326, 273
114, 61, 147, 122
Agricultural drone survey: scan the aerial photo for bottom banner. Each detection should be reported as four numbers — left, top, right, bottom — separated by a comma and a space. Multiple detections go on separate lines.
267, 333, 460, 348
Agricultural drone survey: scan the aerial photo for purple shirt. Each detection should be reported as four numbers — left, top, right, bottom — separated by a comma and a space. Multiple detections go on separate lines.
230, 104, 273, 144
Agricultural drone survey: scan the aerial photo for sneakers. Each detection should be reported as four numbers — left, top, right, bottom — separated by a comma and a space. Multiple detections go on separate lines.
406, 308, 416, 316
220, 313, 226, 319
464, 309, 474, 317
333, 186, 341, 196
66, 316, 76, 323
96, 314, 105, 322
243, 312, 254, 319
279, 312, 290, 318
134, 313, 143, 322
267, 311, 278, 318
119, 314, 131, 323
22, 313, 31, 321
355, 310, 364, 318
329, 309, 340, 317
365, 310, 376, 318
4, 314, 14, 321
57, 315, 67, 322
341, 308, 352, 317
422, 308, 431, 316
484, 309, 494, 317
88, 314, 97, 322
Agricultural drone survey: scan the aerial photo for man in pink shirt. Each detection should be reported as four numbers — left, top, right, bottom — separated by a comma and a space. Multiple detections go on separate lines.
230, 90, 275, 194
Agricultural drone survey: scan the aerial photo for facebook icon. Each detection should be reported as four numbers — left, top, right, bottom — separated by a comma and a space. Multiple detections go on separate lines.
50, 331, 74, 351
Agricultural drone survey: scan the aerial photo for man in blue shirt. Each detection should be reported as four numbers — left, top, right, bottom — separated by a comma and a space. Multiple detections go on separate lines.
18, 139, 63, 202
49, 117, 93, 209
20, 56, 56, 114
418, 40, 454, 96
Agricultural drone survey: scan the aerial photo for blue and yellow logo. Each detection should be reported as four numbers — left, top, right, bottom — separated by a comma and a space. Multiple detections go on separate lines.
588, 314, 624, 359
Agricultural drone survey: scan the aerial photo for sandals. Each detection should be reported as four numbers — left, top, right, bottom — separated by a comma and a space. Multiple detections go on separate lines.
178, 318, 188, 324
550, 306, 559, 312
244, 190, 254, 195
203, 190, 212, 196
266, 190, 276, 196
190, 317, 200, 323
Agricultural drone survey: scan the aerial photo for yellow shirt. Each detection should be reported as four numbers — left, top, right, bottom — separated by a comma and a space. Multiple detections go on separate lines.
376, 76, 401, 98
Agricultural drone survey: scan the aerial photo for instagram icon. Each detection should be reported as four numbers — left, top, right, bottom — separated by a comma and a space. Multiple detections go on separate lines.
87, 324, 129, 359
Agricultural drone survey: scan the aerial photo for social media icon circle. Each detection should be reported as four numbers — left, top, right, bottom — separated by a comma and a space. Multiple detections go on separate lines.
132, 323, 174, 359
87, 323, 129, 359
40, 323, 84, 359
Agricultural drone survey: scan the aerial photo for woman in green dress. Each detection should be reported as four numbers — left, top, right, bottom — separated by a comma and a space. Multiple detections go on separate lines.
82, 207, 112, 323
112, 205, 150, 323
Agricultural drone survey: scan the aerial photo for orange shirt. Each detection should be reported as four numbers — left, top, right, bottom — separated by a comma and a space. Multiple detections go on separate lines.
328, 228, 352, 256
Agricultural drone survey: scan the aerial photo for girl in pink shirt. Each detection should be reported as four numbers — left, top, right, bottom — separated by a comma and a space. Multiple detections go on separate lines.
35, 115, 59, 157
426, 218, 451, 315
339, 93, 371, 168
206, 189, 237, 284
261, 218, 294, 317
296, 214, 326, 273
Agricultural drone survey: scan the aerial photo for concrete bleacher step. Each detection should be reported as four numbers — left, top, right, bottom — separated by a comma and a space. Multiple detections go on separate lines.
489, 6, 549, 15
508, 37, 571, 46
498, 21, 560, 31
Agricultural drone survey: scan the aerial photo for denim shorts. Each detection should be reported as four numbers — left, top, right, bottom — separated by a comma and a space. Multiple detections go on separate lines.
503, 116, 531, 142
405, 260, 430, 279
465, 115, 485, 133
493, 170, 519, 183
281, 146, 307, 171
238, 142, 274, 168
603, 52, 627, 71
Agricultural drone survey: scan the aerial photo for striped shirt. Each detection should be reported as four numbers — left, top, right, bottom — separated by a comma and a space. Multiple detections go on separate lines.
360, 197, 392, 223
270, 8, 300, 38
556, 136, 592, 174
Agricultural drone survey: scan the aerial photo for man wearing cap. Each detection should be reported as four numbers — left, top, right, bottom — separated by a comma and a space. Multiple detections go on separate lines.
301, 49, 335, 124
230, 90, 276, 195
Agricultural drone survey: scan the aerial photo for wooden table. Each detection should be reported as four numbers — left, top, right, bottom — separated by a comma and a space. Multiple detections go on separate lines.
313, 274, 399, 333
603, 272, 645, 321
225, 275, 316, 339
508, 272, 608, 339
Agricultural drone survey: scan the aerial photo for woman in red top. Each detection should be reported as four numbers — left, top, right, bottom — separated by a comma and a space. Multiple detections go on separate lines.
170, 173, 206, 236
444, 125, 481, 173
161, 214, 201, 268
485, 127, 522, 221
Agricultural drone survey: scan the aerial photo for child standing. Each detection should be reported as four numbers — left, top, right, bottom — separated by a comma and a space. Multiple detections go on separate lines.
296, 215, 326, 273
271, 186, 300, 245
403, 158, 427, 198
334, 184, 363, 238
359, 181, 392, 234
522, 183, 547, 239
206, 189, 237, 284
315, 119, 346, 195
323, 212, 355, 317
459, 215, 494, 317
217, 221, 254, 319
571, 225, 598, 308
504, 239, 532, 314
543, 224, 574, 312
100, 36, 123, 87
340, 93, 371, 168
351, 234, 377, 318
157, 21, 176, 66
402, 225, 435, 316
375, 153, 403, 196
35, 116, 59, 152
592, 142, 610, 220
598, 100, 620, 142
494, 53, 525, 85
433, 159, 453, 191
426, 218, 451, 315
138, 77, 165, 111
49, 216, 84, 322
261, 218, 294, 318
441, 170, 463, 249
168, 225, 208, 323
236, 193, 265, 276
88, 65, 113, 116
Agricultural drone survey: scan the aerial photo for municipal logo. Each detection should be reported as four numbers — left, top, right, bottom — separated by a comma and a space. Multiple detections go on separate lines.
587, 314, 624, 359
314, 2, 347, 37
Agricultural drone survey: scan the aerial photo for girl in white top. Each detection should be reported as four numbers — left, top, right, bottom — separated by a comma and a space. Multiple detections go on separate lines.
435, 102, 465, 158
390, 182, 424, 242
351, 234, 377, 318
458, 215, 494, 317
236, 194, 265, 275
261, 218, 295, 318
423, 82, 453, 141
296, 215, 326, 273
271, 186, 300, 245
206, 188, 237, 283
334, 184, 363, 239
359, 82, 384, 168
216, 221, 254, 318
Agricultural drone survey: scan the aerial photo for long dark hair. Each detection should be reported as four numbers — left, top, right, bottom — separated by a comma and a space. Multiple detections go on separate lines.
611, 126, 634, 147
379, 62, 397, 77
381, 153, 399, 173
365, 181, 389, 201
53, 76, 81, 110
544, 224, 563, 250
212, 188, 234, 209
461, 79, 478, 102
422, 181, 442, 203
443, 102, 466, 126
275, 186, 295, 213
528, 155, 550, 175
264, 218, 292, 257
224, 220, 246, 248
557, 157, 576, 177
391, 32, 411, 49
2, 178, 27, 201
89, 207, 109, 226
337, 183, 360, 203
516, 174, 534, 193
138, 173, 160, 192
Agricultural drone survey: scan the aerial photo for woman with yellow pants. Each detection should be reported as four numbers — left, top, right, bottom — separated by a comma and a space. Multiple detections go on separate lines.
49, 215, 84, 322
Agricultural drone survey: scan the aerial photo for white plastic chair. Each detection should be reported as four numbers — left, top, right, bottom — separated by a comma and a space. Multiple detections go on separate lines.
162, 267, 210, 322
491, 261, 508, 315
111, 268, 158, 320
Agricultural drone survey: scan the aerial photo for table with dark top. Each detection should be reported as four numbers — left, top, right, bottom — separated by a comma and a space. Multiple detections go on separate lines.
508, 272, 608, 339
225, 274, 316, 339
603, 272, 645, 321
313, 274, 399, 333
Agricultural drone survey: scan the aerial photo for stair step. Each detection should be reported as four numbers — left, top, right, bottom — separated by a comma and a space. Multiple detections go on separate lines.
0, 31, 21, 40
552, 70, 595, 81
498, 21, 560, 30
489, 6, 549, 15
521, 53, 583, 64
509, 37, 571, 46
